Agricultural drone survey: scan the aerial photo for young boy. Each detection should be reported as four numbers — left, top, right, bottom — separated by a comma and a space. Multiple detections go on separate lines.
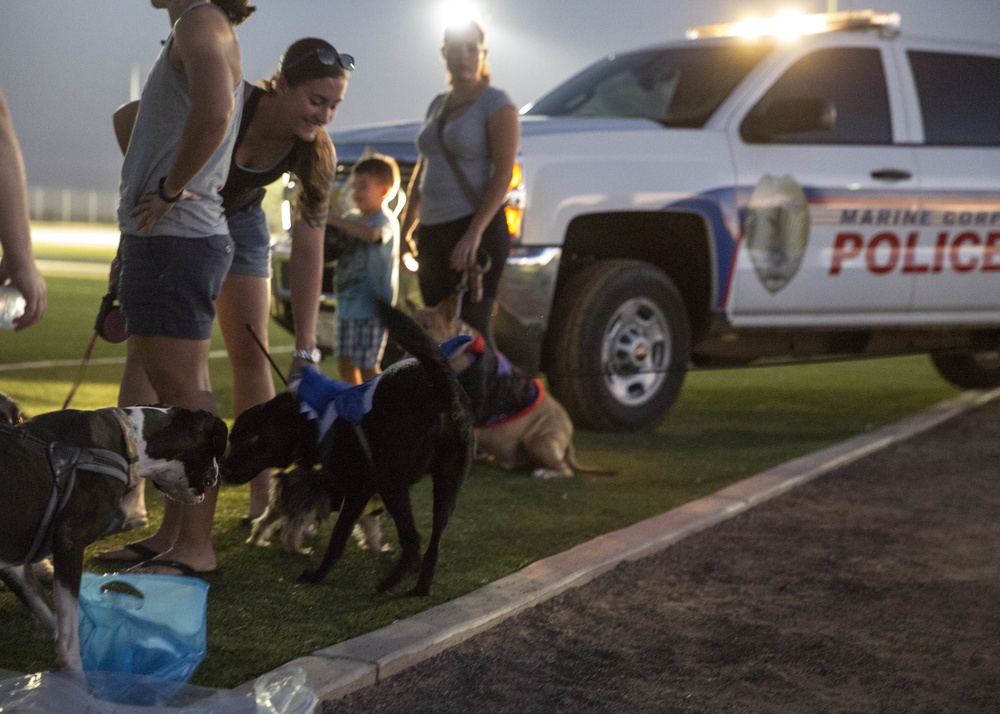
327, 154, 401, 385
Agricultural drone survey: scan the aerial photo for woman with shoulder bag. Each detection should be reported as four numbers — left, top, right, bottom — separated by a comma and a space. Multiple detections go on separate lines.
401, 17, 520, 349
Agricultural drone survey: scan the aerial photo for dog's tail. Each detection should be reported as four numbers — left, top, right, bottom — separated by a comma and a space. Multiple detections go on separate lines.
565, 441, 617, 476
377, 300, 468, 416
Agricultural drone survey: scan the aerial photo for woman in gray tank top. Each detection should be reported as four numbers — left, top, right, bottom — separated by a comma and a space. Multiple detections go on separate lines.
401, 18, 520, 349
103, 0, 255, 579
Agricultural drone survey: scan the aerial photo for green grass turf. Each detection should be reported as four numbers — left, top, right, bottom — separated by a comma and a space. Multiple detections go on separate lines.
0, 270, 962, 687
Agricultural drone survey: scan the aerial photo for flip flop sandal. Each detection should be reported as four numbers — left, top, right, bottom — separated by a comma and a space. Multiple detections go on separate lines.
125, 558, 221, 583
93, 542, 161, 564
119, 516, 150, 532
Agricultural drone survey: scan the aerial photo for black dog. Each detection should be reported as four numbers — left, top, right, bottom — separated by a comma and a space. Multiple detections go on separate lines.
224, 301, 474, 596
0, 404, 227, 670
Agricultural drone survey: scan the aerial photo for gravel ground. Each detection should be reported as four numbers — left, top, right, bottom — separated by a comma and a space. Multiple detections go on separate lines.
324, 397, 1000, 713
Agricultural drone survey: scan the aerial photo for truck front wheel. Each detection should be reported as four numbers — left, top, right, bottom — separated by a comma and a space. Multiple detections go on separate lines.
547, 260, 691, 431
931, 348, 1000, 389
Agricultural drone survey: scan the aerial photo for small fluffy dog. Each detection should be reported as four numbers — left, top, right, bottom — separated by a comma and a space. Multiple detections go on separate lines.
247, 465, 332, 555
246, 465, 386, 555
411, 295, 614, 479
224, 301, 473, 596
0, 402, 227, 670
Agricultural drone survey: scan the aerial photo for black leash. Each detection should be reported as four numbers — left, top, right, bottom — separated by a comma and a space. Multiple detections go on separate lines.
246, 323, 288, 387
455, 250, 492, 320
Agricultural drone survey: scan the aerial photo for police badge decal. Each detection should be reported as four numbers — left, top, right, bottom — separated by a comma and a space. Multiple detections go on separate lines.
744, 175, 810, 294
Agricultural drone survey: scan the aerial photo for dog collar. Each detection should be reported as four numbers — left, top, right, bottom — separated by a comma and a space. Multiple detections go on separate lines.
440, 334, 475, 360
107, 407, 141, 488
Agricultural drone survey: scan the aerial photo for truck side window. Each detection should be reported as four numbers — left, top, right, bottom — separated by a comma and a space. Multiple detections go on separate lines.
908, 51, 1000, 146
744, 47, 891, 145
525, 45, 770, 128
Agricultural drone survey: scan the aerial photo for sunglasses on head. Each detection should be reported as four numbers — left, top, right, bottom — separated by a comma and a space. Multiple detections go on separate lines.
285, 46, 356, 73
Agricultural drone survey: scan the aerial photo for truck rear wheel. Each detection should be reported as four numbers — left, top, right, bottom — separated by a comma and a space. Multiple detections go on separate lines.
931, 348, 1000, 389
547, 260, 691, 431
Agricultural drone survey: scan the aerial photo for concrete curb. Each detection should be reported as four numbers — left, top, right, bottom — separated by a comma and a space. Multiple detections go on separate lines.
240, 386, 1000, 703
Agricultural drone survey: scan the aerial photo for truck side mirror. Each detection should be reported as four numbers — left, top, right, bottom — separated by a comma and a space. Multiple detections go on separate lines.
740, 98, 836, 142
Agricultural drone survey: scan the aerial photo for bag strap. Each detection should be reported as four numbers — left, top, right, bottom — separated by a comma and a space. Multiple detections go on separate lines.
436, 93, 481, 208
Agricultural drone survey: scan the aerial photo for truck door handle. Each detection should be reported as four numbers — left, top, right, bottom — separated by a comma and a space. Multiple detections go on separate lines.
870, 168, 912, 182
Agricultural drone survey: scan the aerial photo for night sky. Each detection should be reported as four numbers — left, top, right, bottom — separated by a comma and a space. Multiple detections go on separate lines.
2, 0, 997, 194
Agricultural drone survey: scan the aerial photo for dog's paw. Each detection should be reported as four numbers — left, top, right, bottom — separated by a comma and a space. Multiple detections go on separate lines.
297, 569, 323, 584
352, 518, 390, 555
375, 573, 398, 593
532, 467, 573, 479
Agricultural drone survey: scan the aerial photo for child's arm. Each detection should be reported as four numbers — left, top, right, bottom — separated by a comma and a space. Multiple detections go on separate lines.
327, 212, 385, 243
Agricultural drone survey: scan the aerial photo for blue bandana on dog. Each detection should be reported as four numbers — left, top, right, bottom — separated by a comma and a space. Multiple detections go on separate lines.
290, 335, 474, 439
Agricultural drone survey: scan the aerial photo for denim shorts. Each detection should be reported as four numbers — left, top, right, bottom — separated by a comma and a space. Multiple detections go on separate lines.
119, 233, 234, 340
336, 317, 387, 369
227, 204, 271, 278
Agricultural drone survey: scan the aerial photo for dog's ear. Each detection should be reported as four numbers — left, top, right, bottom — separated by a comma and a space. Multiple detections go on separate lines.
172, 409, 229, 457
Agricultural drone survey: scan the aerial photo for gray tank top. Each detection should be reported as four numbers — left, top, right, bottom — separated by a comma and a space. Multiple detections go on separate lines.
416, 85, 515, 225
118, 1, 242, 237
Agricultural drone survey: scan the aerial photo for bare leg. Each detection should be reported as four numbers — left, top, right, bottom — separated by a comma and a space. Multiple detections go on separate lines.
116, 340, 159, 526
96, 342, 178, 562
338, 356, 361, 385
216, 272, 278, 519
359, 330, 386, 382
129, 334, 219, 574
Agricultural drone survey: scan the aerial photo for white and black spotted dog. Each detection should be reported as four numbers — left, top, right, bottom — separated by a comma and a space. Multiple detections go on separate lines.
0, 400, 227, 670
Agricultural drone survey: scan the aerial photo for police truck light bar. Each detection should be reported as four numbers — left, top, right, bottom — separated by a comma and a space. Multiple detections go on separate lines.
686, 9, 901, 40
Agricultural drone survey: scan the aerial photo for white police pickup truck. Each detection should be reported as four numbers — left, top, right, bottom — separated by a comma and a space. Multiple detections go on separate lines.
271, 9, 1000, 431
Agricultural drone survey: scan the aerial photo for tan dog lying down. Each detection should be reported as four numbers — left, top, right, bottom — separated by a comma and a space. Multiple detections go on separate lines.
411, 296, 614, 479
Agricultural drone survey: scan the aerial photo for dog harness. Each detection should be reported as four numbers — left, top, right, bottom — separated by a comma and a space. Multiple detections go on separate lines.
0, 408, 139, 565
291, 336, 475, 463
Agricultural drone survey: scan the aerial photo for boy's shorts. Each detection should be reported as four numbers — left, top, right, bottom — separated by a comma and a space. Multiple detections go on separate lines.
119, 233, 234, 340
227, 204, 271, 278
336, 317, 387, 369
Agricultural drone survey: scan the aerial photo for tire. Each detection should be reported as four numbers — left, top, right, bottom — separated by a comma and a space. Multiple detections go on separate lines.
547, 260, 691, 431
931, 348, 1000, 389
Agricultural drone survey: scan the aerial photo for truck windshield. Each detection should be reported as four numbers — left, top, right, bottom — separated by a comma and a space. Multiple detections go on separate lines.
524, 43, 772, 127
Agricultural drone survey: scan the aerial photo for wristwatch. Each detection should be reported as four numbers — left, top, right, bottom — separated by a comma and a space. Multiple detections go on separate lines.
292, 347, 322, 363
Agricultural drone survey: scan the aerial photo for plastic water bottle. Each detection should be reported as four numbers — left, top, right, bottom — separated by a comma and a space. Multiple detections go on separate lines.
0, 284, 27, 329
